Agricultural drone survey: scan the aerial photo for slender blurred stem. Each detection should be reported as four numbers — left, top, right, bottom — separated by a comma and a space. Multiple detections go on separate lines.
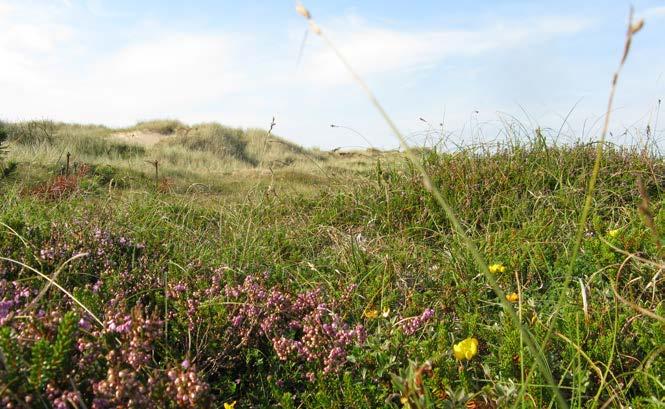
522, 9, 643, 405
302, 17, 568, 409
330, 124, 375, 149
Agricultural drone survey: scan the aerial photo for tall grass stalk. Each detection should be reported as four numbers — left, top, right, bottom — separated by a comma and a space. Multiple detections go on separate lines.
0, 256, 104, 327
296, 3, 567, 407
522, 10, 645, 408
552, 8, 644, 341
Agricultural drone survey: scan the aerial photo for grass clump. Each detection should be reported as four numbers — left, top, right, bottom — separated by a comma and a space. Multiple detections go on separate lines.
133, 119, 185, 135
3, 120, 58, 146
73, 134, 146, 159
0, 122, 17, 179
164, 123, 257, 165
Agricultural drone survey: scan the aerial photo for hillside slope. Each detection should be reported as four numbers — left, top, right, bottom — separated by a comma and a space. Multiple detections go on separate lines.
0, 119, 394, 196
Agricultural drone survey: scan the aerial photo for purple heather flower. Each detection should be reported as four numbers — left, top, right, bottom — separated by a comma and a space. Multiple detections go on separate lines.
0, 300, 14, 324
399, 308, 436, 335
79, 318, 92, 331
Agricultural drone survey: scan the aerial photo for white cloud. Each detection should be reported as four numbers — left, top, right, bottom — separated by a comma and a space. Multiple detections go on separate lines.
0, 2, 13, 17
642, 6, 665, 20
0, 1, 73, 53
84, 33, 245, 114
0, 1, 75, 99
299, 15, 592, 86
0, 1, 247, 125
1, 21, 73, 53
0, 32, 248, 125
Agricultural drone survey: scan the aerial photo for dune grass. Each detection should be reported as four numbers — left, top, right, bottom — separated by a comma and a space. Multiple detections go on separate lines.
0, 119, 389, 198
131, 119, 186, 135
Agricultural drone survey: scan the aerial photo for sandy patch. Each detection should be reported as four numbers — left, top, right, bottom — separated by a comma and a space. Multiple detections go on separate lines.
111, 131, 172, 147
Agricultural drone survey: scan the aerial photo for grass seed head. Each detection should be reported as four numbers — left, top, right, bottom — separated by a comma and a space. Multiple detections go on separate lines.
309, 20, 322, 35
295, 3, 311, 19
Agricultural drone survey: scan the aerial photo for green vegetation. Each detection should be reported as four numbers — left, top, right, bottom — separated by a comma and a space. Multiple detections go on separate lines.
132, 119, 186, 135
0, 121, 8, 159
0, 121, 16, 179
0, 121, 663, 408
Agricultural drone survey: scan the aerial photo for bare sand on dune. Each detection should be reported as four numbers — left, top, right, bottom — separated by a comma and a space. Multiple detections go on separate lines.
111, 131, 172, 147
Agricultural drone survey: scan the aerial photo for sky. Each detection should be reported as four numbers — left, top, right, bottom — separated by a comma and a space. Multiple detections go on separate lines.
1, 0, 664, 149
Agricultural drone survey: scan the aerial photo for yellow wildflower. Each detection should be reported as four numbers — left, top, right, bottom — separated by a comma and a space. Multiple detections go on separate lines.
506, 292, 519, 303
364, 309, 379, 319
224, 401, 236, 409
608, 228, 620, 238
453, 337, 478, 361
488, 263, 506, 274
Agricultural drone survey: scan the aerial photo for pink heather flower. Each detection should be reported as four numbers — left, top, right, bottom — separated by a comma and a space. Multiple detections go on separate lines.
231, 315, 244, 327
421, 308, 435, 321
92, 280, 102, 293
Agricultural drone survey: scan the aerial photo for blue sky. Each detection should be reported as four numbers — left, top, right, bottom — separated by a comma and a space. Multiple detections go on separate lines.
1, 0, 664, 149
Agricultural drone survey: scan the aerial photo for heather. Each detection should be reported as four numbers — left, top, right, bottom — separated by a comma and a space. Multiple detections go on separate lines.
0, 135, 663, 407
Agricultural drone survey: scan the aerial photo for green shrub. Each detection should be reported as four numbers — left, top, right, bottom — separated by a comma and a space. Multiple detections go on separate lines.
1, 161, 17, 178
0, 121, 8, 159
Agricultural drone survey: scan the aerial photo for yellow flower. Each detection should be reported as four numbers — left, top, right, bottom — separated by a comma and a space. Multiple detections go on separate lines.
224, 401, 236, 409
608, 228, 620, 238
506, 292, 519, 303
453, 337, 478, 361
382, 307, 391, 318
364, 309, 379, 319
488, 263, 506, 274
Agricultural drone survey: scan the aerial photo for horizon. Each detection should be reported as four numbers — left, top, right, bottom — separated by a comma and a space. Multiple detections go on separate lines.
1, 1, 664, 149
